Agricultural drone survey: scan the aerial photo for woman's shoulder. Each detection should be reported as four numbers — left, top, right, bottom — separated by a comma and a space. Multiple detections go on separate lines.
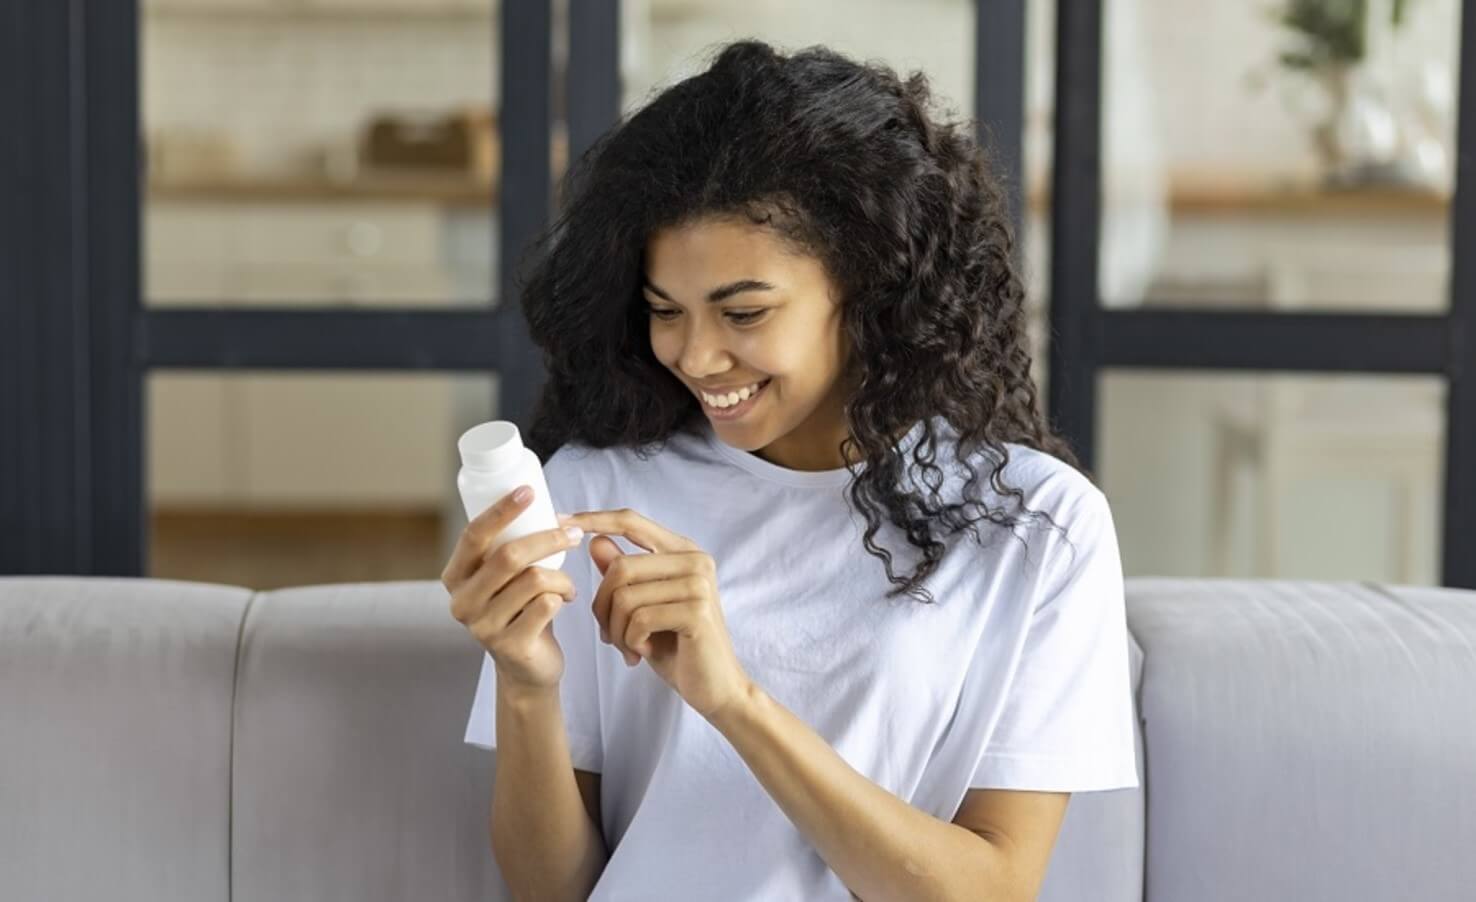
909, 438, 1106, 564
933, 441, 1115, 584
991, 442, 1104, 514
919, 418, 1103, 516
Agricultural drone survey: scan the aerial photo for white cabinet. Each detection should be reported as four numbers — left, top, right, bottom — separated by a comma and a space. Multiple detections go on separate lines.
236, 204, 445, 267
147, 373, 239, 506
1074, 187, 1451, 586
145, 206, 238, 304
230, 263, 452, 305
144, 0, 297, 13
236, 373, 458, 508
301, 0, 491, 12
1144, 215, 1449, 313
146, 198, 492, 510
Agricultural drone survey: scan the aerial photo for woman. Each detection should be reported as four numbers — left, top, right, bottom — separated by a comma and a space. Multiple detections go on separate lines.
448, 40, 1138, 901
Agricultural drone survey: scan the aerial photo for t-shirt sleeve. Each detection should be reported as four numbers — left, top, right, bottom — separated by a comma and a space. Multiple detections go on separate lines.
969, 486, 1139, 792
462, 452, 604, 773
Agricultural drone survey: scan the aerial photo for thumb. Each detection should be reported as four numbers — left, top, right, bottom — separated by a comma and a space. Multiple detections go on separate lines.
587, 534, 624, 575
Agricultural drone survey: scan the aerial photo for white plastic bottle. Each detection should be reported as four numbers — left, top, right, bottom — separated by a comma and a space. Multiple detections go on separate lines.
456, 421, 566, 571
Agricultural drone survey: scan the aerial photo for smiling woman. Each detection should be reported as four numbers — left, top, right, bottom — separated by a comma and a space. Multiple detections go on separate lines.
520, 39, 1084, 603
466, 38, 1140, 902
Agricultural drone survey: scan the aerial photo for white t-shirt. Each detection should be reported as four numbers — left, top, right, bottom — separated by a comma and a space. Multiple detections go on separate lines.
464, 416, 1139, 900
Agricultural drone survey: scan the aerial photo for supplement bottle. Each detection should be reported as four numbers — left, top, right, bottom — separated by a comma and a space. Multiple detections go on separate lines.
456, 421, 567, 571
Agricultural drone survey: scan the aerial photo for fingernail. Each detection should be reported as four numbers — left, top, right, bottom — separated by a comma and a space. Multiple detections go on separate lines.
563, 526, 584, 542
624, 652, 638, 667
600, 626, 609, 643
513, 485, 532, 503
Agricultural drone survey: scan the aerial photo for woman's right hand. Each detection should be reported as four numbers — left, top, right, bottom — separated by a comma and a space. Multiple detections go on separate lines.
444, 486, 586, 694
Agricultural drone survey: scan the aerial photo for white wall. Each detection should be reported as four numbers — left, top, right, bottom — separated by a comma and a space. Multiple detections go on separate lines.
142, 15, 496, 175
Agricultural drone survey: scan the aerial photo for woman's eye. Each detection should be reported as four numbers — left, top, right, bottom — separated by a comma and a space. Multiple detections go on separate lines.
646, 306, 766, 325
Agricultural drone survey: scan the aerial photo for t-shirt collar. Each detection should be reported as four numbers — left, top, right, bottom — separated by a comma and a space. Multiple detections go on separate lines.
699, 417, 931, 489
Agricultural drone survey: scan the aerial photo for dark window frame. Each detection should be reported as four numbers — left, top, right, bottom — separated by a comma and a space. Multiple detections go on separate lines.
3, 0, 1471, 588
1048, 1, 1473, 588
1, 0, 575, 575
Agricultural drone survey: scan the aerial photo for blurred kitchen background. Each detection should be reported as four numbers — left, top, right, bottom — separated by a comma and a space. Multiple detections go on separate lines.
129, 0, 1463, 588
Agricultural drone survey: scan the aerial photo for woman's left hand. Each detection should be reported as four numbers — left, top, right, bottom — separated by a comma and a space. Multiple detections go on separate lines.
557, 508, 753, 721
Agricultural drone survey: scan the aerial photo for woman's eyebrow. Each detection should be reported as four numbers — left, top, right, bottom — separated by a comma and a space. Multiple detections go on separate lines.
642, 277, 777, 303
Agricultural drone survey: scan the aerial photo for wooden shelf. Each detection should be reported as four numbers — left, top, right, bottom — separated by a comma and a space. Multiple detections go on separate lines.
144, 1, 497, 23
148, 171, 498, 207
1164, 170, 1449, 217
151, 168, 1449, 216
1028, 169, 1450, 218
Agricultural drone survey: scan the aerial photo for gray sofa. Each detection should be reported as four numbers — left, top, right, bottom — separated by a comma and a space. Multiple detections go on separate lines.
2, 575, 1473, 901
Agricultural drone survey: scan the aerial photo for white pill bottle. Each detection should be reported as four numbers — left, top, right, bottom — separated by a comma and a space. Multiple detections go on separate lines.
456, 421, 566, 571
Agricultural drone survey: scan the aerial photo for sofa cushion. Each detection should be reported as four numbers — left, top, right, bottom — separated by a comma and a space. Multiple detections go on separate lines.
1127, 578, 1476, 902
0, 576, 251, 902
229, 581, 506, 902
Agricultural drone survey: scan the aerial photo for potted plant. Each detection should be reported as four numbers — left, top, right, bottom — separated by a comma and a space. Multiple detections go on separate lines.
1272, 0, 1439, 187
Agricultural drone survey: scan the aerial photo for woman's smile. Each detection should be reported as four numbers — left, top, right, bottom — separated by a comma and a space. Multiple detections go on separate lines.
698, 378, 772, 420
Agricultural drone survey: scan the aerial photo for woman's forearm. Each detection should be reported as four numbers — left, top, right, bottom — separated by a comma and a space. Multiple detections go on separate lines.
707, 683, 1014, 902
490, 678, 608, 902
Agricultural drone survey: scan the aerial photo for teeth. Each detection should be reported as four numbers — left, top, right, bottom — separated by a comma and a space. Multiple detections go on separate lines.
702, 380, 764, 408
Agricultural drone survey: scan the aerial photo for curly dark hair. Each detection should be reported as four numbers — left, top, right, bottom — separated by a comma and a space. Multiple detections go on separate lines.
519, 39, 1087, 604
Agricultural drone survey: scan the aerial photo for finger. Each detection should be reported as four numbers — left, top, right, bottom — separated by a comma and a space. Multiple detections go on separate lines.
453, 560, 575, 634
481, 524, 585, 588
443, 485, 536, 586
558, 508, 697, 555
590, 551, 693, 645
608, 576, 699, 666
449, 523, 580, 625
624, 600, 698, 658
587, 534, 624, 580
500, 592, 566, 647
587, 537, 625, 645
486, 565, 577, 634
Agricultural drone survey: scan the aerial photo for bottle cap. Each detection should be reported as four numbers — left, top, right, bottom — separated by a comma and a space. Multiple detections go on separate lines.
458, 421, 523, 472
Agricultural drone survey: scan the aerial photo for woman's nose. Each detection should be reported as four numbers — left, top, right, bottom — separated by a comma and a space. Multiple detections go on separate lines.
676, 320, 729, 374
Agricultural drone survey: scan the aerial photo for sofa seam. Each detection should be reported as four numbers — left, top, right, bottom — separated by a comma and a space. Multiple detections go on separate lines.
227, 589, 257, 902
1358, 580, 1400, 606
1127, 621, 1151, 901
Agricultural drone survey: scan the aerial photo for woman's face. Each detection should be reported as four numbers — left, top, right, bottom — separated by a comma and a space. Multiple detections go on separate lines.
644, 215, 858, 471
